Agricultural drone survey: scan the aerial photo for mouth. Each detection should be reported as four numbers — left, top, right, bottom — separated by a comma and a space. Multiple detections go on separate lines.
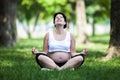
56, 21, 62, 24
55, 20, 61, 23
57, 20, 62, 22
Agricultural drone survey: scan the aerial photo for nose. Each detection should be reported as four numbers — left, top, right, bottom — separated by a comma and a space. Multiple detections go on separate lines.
57, 16, 61, 19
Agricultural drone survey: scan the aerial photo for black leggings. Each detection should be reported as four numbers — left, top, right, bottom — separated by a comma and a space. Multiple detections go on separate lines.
71, 54, 85, 67
35, 53, 48, 68
35, 53, 85, 68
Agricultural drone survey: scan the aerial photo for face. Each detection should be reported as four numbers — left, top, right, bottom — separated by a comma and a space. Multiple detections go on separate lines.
54, 14, 66, 27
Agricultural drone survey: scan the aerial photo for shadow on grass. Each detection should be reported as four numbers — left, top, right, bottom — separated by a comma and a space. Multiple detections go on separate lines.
87, 51, 105, 58
89, 34, 110, 45
0, 48, 120, 80
0, 48, 38, 80
15, 38, 43, 49
90, 39, 109, 45
1, 35, 120, 80
76, 50, 105, 59
78, 61, 120, 80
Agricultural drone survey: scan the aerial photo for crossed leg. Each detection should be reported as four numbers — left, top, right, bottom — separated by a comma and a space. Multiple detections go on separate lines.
35, 53, 84, 70
32, 48, 88, 70
59, 54, 84, 70
59, 49, 88, 70
35, 53, 60, 70
32, 48, 60, 70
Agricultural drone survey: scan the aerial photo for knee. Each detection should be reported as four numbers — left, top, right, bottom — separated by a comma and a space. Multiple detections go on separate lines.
36, 53, 48, 61
73, 56, 84, 62
37, 55, 46, 61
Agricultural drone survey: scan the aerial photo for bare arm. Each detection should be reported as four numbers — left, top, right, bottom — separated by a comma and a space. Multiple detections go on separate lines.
70, 33, 76, 56
42, 32, 49, 54
70, 33, 88, 56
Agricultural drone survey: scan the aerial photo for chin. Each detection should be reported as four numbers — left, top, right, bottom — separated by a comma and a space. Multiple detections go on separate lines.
55, 24, 63, 26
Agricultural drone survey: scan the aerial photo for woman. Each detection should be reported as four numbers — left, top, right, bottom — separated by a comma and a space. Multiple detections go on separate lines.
32, 12, 88, 70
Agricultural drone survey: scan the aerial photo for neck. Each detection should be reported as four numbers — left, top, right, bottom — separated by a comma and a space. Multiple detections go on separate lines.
54, 26, 65, 34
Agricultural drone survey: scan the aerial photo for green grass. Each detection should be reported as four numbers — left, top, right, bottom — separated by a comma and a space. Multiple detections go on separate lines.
0, 34, 120, 80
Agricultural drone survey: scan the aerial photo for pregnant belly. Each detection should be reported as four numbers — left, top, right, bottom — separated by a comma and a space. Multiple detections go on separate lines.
49, 52, 70, 63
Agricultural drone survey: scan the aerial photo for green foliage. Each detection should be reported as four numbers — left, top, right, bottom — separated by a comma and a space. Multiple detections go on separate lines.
17, 0, 45, 23
0, 34, 120, 80
86, 0, 110, 24
17, 0, 69, 23
17, 0, 110, 26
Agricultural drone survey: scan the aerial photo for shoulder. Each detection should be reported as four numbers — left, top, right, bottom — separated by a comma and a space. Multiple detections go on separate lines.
66, 31, 75, 40
69, 32, 75, 41
44, 30, 53, 39
44, 32, 49, 40
68, 32, 74, 38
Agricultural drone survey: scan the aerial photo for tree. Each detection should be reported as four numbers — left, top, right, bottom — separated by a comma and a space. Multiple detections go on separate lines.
17, 0, 70, 38
0, 0, 17, 47
103, 0, 120, 61
86, 0, 110, 36
76, 0, 89, 43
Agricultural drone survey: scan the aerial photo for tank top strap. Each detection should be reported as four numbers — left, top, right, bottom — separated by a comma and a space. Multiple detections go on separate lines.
49, 30, 54, 40
66, 32, 71, 40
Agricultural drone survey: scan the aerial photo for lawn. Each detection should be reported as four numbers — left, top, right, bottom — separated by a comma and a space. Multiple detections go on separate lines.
0, 34, 120, 80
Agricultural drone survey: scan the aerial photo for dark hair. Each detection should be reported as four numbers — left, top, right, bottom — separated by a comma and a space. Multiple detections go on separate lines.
53, 12, 67, 28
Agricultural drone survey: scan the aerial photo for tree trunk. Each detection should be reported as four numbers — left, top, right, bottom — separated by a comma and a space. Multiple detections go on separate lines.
104, 0, 120, 61
0, 0, 17, 47
92, 19, 95, 36
76, 0, 89, 44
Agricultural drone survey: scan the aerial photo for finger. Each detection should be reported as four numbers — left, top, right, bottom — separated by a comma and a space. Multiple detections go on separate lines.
84, 48, 88, 51
85, 48, 88, 54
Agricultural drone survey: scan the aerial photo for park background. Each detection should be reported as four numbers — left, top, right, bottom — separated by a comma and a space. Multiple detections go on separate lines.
0, 0, 120, 80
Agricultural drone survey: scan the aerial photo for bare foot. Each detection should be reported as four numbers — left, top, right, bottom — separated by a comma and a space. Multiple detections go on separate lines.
32, 48, 39, 55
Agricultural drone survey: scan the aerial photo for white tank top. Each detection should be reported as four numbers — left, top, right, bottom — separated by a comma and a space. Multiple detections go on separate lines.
48, 31, 71, 52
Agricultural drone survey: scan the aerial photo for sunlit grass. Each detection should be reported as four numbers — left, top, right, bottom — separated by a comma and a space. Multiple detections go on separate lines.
0, 34, 120, 80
